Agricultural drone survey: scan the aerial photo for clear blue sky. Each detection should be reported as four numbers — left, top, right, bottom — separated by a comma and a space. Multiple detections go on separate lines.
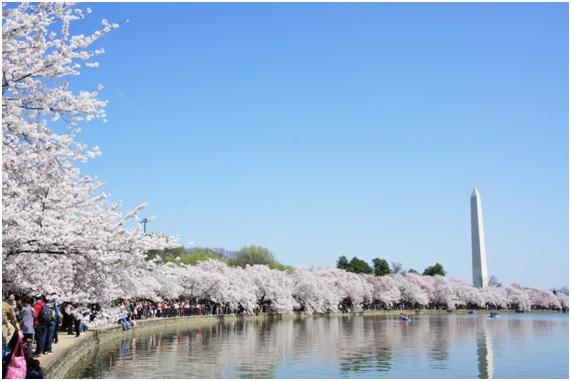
72, 3, 567, 289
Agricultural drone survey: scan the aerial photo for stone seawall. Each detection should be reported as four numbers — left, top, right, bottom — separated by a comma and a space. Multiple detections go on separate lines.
44, 315, 231, 378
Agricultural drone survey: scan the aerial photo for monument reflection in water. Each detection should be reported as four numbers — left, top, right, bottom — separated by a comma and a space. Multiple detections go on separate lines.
477, 320, 494, 379
70, 313, 568, 379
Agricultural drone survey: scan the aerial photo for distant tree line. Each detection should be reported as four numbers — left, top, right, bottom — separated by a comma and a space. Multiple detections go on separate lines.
336, 256, 446, 277
148, 245, 291, 271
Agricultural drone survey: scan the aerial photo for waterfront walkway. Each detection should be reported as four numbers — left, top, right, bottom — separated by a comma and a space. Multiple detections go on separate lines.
36, 331, 94, 372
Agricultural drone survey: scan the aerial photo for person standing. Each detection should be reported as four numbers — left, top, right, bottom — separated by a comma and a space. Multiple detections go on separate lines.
17, 297, 35, 358
61, 303, 69, 334
52, 300, 62, 344
65, 303, 74, 335
7, 295, 17, 312
32, 295, 46, 357
73, 304, 82, 337
156, 302, 162, 318
34, 296, 55, 356
44, 300, 57, 354
2, 296, 21, 359
32, 295, 45, 332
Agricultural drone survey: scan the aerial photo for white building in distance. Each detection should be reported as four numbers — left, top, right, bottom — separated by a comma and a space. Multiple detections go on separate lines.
471, 188, 489, 288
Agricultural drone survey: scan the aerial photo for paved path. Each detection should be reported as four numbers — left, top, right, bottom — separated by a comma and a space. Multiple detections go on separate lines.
35, 331, 93, 371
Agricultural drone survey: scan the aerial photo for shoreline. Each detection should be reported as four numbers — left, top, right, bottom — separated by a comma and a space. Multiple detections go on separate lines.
43, 308, 566, 378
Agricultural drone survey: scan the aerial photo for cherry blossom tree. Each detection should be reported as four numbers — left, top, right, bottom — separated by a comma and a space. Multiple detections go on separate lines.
504, 285, 530, 311
526, 287, 562, 310
364, 274, 401, 308
245, 265, 298, 313
2, 3, 177, 302
291, 268, 341, 313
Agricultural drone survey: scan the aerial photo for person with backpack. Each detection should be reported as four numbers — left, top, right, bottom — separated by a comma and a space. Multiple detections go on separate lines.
32, 295, 44, 331
44, 300, 57, 352
33, 297, 55, 356
32, 295, 45, 357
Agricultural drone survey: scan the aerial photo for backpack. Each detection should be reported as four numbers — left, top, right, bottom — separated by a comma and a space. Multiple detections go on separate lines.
39, 304, 54, 325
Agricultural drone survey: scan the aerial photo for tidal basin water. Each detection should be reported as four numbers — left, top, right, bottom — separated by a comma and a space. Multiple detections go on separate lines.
69, 312, 568, 378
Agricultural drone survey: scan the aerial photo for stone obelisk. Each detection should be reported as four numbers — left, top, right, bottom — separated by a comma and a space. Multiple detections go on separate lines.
471, 188, 489, 288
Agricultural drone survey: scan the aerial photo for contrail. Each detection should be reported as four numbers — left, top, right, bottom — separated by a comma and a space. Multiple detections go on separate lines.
114, 89, 151, 120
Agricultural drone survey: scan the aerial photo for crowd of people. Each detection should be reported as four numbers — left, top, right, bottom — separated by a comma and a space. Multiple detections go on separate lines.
102, 298, 240, 331
2, 293, 95, 379
2, 290, 256, 368
2, 290, 248, 376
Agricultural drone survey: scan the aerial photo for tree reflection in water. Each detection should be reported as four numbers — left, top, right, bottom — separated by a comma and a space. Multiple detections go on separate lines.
69, 313, 568, 379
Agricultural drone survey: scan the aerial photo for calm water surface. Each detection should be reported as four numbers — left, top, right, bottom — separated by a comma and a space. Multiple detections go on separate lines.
69, 313, 568, 378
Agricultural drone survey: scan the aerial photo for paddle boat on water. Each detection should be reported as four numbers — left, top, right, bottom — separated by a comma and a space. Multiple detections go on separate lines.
399, 312, 412, 322
489, 312, 499, 318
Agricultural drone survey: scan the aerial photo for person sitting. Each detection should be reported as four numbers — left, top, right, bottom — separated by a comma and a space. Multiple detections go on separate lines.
119, 316, 131, 330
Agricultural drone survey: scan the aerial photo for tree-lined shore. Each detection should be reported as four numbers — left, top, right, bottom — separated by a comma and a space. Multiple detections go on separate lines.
2, 3, 567, 322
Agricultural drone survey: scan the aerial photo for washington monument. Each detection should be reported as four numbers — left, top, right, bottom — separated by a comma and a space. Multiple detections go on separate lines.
471, 188, 489, 288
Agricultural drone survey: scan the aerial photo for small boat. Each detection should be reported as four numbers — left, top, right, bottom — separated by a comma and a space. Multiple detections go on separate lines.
468, 310, 475, 314
399, 316, 411, 322
488, 312, 499, 318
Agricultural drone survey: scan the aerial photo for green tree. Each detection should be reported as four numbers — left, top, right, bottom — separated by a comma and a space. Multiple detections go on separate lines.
372, 258, 391, 276
231, 245, 289, 270
179, 248, 225, 266
147, 247, 229, 266
422, 262, 446, 276
408, 268, 419, 274
337, 256, 349, 270
347, 257, 373, 274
